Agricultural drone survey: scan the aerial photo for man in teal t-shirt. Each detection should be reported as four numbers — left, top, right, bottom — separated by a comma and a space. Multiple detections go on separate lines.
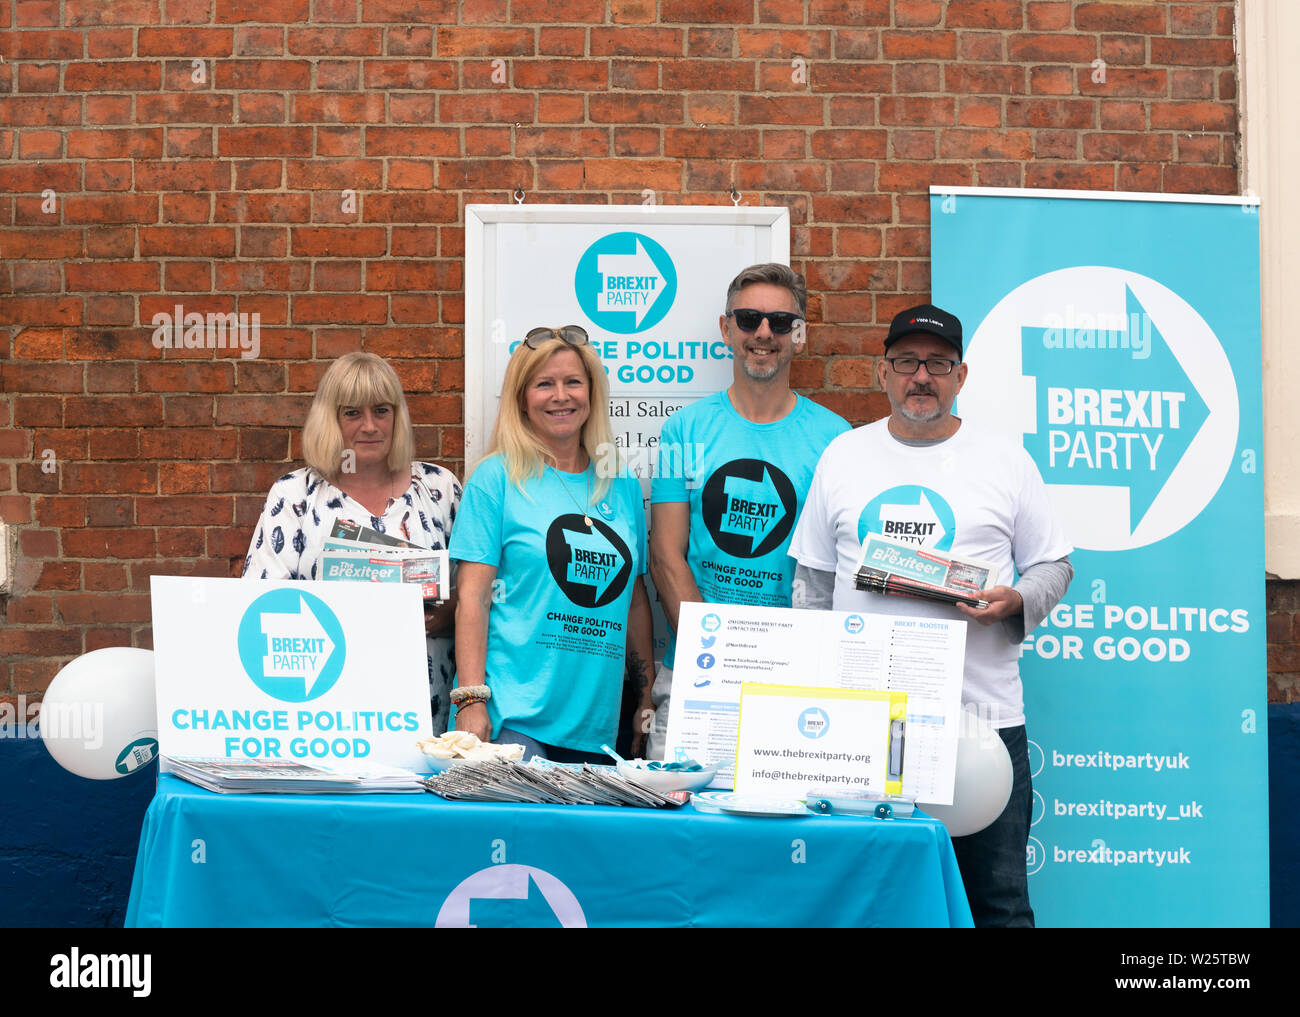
648, 263, 849, 758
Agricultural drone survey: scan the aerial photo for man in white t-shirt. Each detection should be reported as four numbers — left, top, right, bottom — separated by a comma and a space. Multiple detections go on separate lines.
788, 303, 1073, 927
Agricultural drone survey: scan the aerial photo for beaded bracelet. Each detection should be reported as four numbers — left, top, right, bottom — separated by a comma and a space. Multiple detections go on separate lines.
449, 685, 492, 706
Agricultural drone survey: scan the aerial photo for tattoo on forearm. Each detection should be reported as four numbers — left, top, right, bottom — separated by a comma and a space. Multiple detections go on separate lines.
626, 649, 649, 691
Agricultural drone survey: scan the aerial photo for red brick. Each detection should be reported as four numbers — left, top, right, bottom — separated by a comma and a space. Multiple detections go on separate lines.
363, 192, 458, 223
217, 127, 312, 156
436, 27, 534, 56
1100, 34, 1147, 66
1076, 3, 1167, 34
64, 61, 163, 92
1078, 68, 1166, 97
1149, 100, 1235, 132
1161, 164, 1237, 195
882, 30, 958, 60
1151, 37, 1234, 67
364, 59, 456, 90
363, 0, 456, 20
661, 0, 751, 22
590, 27, 682, 57
592, 93, 684, 124
810, 0, 890, 24
66, 0, 161, 25
55, 594, 152, 625
17, 63, 60, 92
82, 564, 129, 591
11, 32, 83, 60
944, 64, 1026, 94
4, 629, 83, 658
513, 0, 605, 21
367, 260, 461, 291
812, 63, 893, 93
739, 95, 824, 126
1034, 130, 1078, 159
65, 262, 161, 293
440, 92, 535, 123
1083, 132, 1173, 162
139, 28, 233, 55
879, 96, 955, 126
940, 128, 1034, 159
15, 1, 60, 26
1027, 2, 1070, 30
0, 297, 82, 326
215, 60, 312, 90
3, 96, 82, 126
1009, 34, 1097, 62
946, 0, 1023, 28
1025, 162, 1115, 190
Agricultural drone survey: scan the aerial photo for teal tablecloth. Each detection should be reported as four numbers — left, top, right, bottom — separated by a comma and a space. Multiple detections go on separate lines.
127, 776, 972, 927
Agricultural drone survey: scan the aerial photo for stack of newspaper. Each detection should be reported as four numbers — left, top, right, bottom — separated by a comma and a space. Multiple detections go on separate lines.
321, 520, 448, 601
165, 756, 425, 794
854, 533, 996, 609
421, 759, 688, 809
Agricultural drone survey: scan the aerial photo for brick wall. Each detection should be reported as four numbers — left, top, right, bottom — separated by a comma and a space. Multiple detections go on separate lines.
0, 0, 1256, 698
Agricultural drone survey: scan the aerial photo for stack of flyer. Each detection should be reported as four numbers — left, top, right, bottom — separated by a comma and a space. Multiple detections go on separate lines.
854, 533, 995, 609
165, 756, 425, 794
321, 520, 448, 601
421, 759, 688, 808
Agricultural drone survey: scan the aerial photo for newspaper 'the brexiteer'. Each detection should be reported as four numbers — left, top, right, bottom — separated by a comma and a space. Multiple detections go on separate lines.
854, 533, 998, 609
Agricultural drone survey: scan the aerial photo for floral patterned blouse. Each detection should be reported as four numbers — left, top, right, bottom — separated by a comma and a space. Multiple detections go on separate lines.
242, 462, 462, 733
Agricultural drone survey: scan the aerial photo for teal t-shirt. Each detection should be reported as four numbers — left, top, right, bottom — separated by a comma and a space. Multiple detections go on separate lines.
651, 391, 850, 667
449, 455, 646, 751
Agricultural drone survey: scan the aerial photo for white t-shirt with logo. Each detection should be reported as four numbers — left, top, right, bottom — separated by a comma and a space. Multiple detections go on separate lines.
788, 419, 1072, 727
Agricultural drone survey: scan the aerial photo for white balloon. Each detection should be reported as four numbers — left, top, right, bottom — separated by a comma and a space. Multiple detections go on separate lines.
39, 647, 158, 781
919, 711, 1013, 838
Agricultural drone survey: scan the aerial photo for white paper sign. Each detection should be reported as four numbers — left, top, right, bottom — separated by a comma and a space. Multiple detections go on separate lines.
665, 602, 967, 804
151, 576, 432, 774
734, 685, 905, 798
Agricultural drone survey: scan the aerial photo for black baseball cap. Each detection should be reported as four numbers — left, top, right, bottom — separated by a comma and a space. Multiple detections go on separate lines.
885, 303, 963, 356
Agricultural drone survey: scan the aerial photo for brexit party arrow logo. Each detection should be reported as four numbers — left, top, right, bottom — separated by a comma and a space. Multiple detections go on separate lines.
574, 231, 677, 334
468, 874, 563, 928
1021, 285, 1209, 536
859, 485, 957, 551
436, 864, 587, 928
720, 468, 786, 551
260, 595, 337, 699
545, 515, 633, 608
562, 523, 623, 604
237, 588, 346, 702
595, 238, 665, 329
703, 459, 798, 558
958, 265, 1239, 551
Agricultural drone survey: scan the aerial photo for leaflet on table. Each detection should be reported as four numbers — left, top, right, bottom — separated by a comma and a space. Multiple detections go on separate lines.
663, 602, 966, 804
734, 684, 907, 799
150, 576, 433, 773
855, 533, 998, 609
165, 755, 424, 793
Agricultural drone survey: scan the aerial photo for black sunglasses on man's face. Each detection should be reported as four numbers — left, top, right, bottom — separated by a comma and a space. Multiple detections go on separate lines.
725, 309, 803, 335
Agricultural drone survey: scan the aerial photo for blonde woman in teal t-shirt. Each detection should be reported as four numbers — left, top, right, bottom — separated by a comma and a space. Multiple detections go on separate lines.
450, 328, 655, 762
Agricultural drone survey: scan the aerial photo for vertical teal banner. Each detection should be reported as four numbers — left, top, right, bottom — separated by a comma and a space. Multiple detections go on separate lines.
932, 188, 1266, 927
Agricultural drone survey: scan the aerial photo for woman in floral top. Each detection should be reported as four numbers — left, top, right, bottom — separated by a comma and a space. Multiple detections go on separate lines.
242, 352, 461, 732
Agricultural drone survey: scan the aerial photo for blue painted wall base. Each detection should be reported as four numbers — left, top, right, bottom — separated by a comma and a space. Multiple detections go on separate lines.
1269, 702, 1300, 927
0, 728, 156, 928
